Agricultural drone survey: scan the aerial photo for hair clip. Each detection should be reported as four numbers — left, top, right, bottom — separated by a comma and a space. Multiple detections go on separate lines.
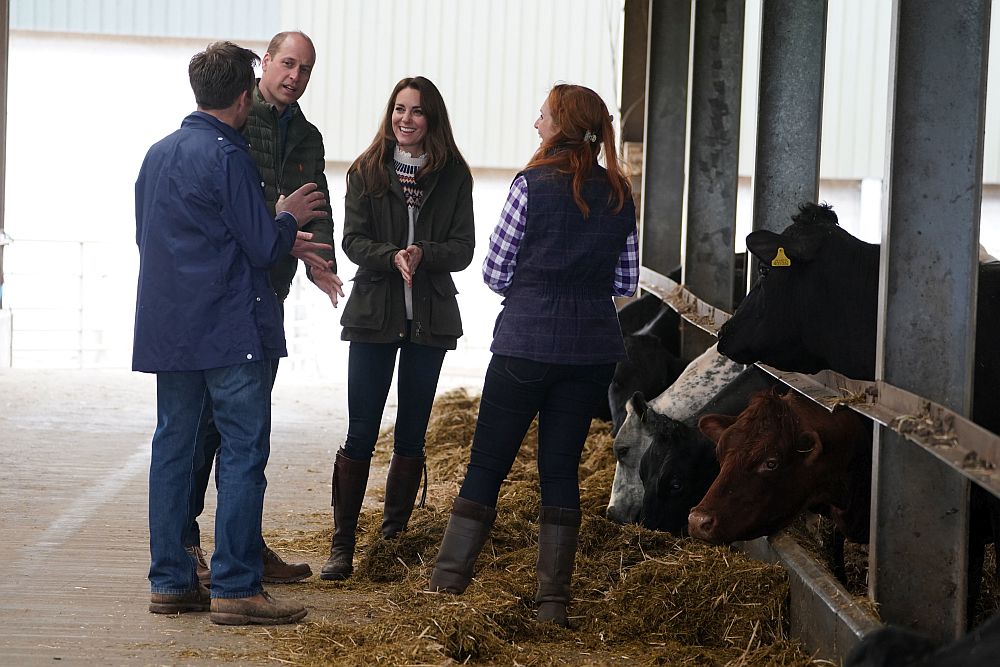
583, 130, 597, 143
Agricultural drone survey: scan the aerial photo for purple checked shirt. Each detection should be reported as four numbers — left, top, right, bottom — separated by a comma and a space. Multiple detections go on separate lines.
483, 175, 639, 295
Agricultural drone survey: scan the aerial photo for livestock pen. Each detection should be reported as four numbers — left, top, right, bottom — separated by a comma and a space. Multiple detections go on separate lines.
625, 0, 1000, 661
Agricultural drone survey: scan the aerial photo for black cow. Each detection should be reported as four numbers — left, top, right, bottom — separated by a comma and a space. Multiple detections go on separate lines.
718, 202, 1000, 432
609, 333, 687, 435
601, 293, 684, 429
846, 608, 1000, 666
637, 367, 780, 534
717, 201, 1000, 621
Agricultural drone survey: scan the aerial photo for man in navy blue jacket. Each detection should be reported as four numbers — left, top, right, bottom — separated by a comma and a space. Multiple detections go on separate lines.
134, 41, 327, 626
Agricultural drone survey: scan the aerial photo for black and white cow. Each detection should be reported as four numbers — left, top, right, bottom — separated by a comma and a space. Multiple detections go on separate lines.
606, 343, 744, 524
636, 366, 780, 534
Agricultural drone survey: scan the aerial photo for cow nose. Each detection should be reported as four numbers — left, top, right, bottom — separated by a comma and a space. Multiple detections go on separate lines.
688, 508, 716, 541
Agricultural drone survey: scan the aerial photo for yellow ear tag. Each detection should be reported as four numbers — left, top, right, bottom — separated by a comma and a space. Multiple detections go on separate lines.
771, 247, 791, 267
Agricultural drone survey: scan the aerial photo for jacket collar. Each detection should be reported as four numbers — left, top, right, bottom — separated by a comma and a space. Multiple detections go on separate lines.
185, 111, 247, 148
253, 81, 300, 118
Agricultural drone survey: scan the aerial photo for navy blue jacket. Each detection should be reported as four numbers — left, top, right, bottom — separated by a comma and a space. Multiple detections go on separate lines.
490, 166, 636, 364
133, 111, 297, 372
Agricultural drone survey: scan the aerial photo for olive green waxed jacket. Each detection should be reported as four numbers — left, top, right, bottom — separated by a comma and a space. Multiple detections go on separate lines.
340, 155, 475, 349
242, 84, 335, 302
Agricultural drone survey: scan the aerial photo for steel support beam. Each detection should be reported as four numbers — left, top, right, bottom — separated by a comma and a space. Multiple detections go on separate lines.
751, 0, 826, 234
684, 0, 743, 312
872, 0, 990, 640
681, 0, 744, 359
639, 0, 691, 277
0, 0, 9, 310
621, 0, 649, 143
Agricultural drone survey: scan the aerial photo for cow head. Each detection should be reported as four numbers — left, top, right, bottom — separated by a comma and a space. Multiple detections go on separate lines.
638, 415, 720, 534
607, 392, 657, 523
688, 390, 837, 544
718, 203, 841, 374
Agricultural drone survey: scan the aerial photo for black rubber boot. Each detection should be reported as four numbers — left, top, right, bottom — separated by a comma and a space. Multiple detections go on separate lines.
428, 497, 497, 594
381, 453, 425, 539
320, 449, 371, 581
535, 506, 582, 628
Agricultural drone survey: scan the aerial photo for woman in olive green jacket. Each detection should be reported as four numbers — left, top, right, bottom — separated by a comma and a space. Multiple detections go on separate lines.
321, 76, 474, 581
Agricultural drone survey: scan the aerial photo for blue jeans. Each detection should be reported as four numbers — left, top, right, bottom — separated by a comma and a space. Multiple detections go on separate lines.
186, 359, 278, 549
343, 334, 447, 460
459, 355, 615, 510
148, 360, 272, 599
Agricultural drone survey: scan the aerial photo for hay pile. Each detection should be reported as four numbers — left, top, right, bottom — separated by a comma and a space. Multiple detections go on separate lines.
256, 390, 821, 666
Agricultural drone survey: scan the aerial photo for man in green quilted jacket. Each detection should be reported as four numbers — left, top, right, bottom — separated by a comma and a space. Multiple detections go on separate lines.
185, 30, 343, 585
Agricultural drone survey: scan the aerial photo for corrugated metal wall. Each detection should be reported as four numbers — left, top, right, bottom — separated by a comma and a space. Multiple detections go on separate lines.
9, 0, 1000, 179
10, 0, 276, 41
289, 0, 624, 168
820, 0, 892, 181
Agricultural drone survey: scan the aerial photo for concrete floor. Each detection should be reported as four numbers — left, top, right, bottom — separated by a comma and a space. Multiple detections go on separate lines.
0, 368, 403, 666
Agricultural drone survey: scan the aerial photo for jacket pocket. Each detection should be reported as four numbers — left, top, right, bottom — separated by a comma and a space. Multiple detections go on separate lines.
427, 272, 463, 337
341, 271, 389, 331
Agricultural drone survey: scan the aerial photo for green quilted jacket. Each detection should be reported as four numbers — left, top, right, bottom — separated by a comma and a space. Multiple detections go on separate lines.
242, 84, 336, 302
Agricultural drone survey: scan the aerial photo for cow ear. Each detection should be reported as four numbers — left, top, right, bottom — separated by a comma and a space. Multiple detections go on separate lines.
797, 430, 823, 466
698, 414, 738, 443
746, 230, 782, 263
628, 391, 649, 421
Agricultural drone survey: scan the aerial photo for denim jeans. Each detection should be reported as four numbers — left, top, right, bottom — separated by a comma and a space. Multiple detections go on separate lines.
459, 355, 615, 510
343, 334, 447, 460
148, 360, 272, 598
186, 359, 278, 549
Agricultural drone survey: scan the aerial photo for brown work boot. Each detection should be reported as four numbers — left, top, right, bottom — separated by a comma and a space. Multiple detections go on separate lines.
149, 583, 210, 614
186, 545, 212, 588
262, 544, 312, 583
210, 590, 308, 626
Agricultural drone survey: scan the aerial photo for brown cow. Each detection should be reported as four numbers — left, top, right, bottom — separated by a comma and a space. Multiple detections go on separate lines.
687, 389, 871, 545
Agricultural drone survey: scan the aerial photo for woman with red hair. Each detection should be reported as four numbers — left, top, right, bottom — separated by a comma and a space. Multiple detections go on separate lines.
429, 84, 638, 627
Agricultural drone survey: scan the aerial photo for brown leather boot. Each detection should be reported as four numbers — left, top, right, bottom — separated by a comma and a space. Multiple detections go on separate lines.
428, 497, 497, 594
320, 449, 371, 581
210, 590, 307, 626
186, 545, 212, 588
535, 506, 582, 628
149, 583, 211, 614
381, 453, 426, 539
262, 543, 312, 583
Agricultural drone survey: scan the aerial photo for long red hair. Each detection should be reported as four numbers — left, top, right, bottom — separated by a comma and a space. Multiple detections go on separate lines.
524, 84, 630, 218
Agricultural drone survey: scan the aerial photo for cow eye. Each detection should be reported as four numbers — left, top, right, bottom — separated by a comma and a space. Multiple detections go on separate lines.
616, 446, 629, 462
760, 458, 779, 472
669, 480, 683, 494
758, 263, 770, 278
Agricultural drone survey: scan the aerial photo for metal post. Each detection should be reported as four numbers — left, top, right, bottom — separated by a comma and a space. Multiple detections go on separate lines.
621, 0, 649, 144
639, 0, 691, 277
684, 0, 744, 311
682, 0, 744, 358
1, 0, 9, 310
872, 0, 990, 639
751, 0, 826, 234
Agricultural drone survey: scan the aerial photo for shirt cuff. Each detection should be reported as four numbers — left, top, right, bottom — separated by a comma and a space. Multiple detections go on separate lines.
276, 210, 297, 226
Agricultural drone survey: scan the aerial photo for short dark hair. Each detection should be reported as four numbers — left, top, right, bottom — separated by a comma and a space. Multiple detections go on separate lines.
188, 41, 259, 110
